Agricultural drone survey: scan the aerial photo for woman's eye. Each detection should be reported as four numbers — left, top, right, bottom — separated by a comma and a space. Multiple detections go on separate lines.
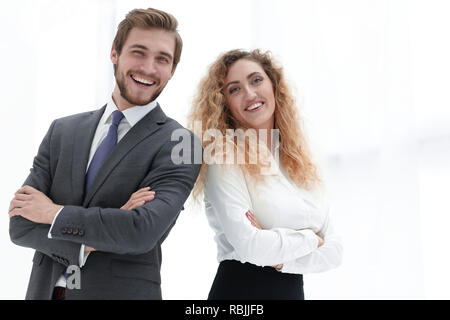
229, 87, 239, 94
253, 77, 263, 84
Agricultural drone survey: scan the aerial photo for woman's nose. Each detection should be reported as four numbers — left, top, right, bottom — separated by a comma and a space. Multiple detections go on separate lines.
244, 86, 258, 100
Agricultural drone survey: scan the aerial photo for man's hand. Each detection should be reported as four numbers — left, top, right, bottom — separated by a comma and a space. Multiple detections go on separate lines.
84, 245, 96, 254
121, 187, 155, 210
8, 185, 63, 225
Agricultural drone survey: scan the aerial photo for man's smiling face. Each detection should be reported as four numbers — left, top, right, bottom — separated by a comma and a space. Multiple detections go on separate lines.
111, 27, 176, 109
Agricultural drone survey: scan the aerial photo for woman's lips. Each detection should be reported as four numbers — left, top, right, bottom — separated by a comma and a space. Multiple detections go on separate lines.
245, 101, 264, 112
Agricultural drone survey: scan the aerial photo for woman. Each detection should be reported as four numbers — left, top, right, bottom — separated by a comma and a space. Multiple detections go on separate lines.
188, 49, 343, 300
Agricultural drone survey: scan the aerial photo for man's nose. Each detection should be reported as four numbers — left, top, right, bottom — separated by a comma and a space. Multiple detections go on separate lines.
141, 58, 157, 74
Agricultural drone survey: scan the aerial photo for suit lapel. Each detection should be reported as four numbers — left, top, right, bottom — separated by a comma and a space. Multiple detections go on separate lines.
83, 104, 167, 206
71, 105, 106, 204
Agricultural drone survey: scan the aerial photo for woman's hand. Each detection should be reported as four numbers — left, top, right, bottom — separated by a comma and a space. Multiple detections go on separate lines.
121, 187, 155, 210
245, 210, 283, 271
317, 234, 324, 247
245, 210, 262, 229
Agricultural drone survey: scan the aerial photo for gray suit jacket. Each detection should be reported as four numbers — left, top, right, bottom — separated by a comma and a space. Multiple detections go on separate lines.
9, 104, 201, 299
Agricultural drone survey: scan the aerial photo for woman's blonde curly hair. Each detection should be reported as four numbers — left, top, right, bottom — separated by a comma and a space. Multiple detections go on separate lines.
188, 49, 321, 200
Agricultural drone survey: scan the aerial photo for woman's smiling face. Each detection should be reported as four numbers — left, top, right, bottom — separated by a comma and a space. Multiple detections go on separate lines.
223, 59, 276, 130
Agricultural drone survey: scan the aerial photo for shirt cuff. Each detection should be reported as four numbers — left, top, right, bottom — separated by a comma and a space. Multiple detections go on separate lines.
47, 207, 64, 239
279, 260, 296, 274
277, 230, 319, 273
79, 245, 90, 268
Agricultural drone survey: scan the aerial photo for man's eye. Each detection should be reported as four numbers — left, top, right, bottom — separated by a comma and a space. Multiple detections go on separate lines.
158, 57, 169, 63
133, 51, 144, 56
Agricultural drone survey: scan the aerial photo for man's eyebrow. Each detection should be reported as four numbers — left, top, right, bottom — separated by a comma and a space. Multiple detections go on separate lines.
129, 44, 148, 50
224, 72, 262, 89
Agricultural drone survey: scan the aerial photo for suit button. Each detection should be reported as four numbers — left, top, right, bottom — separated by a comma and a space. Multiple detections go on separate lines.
67, 228, 72, 235
61, 227, 67, 234
78, 230, 84, 236
72, 229, 79, 235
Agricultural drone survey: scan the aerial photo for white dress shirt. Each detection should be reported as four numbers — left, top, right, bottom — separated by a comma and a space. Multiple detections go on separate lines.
49, 97, 158, 287
204, 150, 343, 274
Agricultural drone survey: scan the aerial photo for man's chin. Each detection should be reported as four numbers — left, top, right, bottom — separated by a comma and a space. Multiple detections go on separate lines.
129, 99, 153, 106
122, 94, 154, 107
119, 85, 164, 107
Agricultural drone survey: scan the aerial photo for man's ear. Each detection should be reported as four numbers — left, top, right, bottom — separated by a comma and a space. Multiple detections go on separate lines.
111, 45, 118, 64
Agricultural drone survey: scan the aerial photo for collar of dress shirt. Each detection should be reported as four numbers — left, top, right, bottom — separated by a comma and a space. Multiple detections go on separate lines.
103, 97, 158, 128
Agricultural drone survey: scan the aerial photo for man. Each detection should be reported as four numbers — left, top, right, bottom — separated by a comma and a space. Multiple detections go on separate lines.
8, 8, 201, 300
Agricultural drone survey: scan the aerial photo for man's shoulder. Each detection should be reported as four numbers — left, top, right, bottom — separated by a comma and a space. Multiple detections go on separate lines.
53, 106, 104, 124
160, 116, 195, 136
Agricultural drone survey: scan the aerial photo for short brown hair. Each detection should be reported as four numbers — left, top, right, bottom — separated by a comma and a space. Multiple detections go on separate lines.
113, 8, 182, 70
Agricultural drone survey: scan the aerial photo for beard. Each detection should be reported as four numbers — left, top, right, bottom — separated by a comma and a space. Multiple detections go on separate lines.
113, 63, 166, 106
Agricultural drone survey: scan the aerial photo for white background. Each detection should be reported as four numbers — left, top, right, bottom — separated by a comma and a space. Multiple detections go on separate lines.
1, 0, 449, 299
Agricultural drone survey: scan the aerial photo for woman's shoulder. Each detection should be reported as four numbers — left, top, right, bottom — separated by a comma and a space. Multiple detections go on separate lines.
205, 163, 246, 181
203, 163, 252, 204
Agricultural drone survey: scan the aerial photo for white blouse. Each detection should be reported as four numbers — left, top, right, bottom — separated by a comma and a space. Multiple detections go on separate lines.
204, 157, 343, 275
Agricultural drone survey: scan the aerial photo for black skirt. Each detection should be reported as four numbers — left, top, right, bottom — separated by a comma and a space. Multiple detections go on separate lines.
208, 260, 304, 300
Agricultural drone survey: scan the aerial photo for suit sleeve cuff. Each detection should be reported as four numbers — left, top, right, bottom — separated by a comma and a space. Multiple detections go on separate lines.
47, 207, 64, 239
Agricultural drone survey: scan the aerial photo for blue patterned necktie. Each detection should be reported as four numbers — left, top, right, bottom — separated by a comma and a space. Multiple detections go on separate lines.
63, 111, 124, 281
84, 110, 124, 194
